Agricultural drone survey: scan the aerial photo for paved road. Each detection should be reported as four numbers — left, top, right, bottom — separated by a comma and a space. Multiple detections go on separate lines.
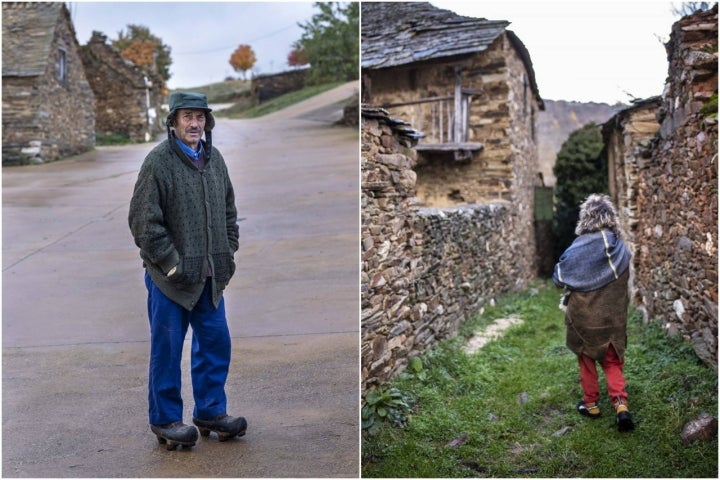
2, 82, 360, 477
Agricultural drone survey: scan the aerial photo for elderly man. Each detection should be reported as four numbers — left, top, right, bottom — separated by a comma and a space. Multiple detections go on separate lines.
129, 92, 246, 450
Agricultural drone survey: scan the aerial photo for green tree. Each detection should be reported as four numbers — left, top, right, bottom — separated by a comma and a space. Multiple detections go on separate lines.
292, 2, 358, 85
552, 122, 607, 258
113, 25, 172, 85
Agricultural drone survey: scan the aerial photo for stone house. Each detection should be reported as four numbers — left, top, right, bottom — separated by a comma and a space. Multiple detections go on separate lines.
79, 32, 164, 143
604, 5, 717, 367
361, 2, 545, 392
362, 2, 544, 207
2, 2, 95, 165
361, 1, 544, 277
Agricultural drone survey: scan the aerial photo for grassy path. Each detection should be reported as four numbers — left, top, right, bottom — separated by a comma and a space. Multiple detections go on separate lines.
362, 280, 717, 477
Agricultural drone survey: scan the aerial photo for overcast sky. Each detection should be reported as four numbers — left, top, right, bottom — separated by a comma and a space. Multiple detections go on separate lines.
69, 2, 318, 89
70, 1, 685, 104
431, 1, 682, 104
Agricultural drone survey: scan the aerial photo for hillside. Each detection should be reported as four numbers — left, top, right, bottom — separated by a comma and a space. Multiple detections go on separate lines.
537, 99, 627, 186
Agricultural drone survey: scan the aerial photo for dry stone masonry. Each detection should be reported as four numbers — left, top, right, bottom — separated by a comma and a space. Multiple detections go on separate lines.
606, 6, 718, 367
79, 32, 164, 143
361, 107, 534, 395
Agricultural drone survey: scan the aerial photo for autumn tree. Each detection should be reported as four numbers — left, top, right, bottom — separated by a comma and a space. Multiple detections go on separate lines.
229, 44, 257, 80
293, 2, 358, 85
287, 48, 309, 68
112, 25, 172, 85
120, 39, 156, 69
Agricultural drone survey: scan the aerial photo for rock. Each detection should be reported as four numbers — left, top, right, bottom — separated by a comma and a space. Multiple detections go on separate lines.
680, 413, 718, 445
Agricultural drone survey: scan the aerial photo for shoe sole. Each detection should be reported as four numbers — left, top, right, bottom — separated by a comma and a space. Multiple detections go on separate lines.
154, 435, 197, 450
197, 426, 247, 441
617, 412, 635, 432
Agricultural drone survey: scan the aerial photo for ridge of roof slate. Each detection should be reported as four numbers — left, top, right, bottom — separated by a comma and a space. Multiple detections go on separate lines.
361, 1, 544, 108
2, 2, 71, 78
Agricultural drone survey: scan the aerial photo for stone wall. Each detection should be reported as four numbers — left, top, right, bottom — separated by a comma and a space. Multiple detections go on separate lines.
362, 108, 532, 394
251, 68, 308, 104
364, 33, 540, 279
2, 4, 95, 165
80, 32, 164, 143
611, 6, 718, 367
604, 97, 662, 303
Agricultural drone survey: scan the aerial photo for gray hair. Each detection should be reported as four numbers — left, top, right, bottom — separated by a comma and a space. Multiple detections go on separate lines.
575, 194, 622, 238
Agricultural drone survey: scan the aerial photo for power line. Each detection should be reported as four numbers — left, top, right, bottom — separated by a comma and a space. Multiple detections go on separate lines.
174, 23, 299, 56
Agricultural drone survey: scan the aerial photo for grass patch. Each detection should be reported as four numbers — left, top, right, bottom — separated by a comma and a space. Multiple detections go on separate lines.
96, 133, 135, 146
171, 79, 251, 103
219, 81, 346, 119
362, 280, 718, 478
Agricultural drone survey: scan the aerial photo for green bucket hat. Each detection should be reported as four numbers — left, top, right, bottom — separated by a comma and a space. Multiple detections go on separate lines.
166, 92, 215, 130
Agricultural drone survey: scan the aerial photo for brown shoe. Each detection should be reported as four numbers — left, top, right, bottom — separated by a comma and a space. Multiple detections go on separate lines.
577, 400, 601, 418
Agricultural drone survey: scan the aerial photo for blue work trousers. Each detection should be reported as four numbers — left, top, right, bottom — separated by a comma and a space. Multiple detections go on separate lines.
145, 272, 231, 425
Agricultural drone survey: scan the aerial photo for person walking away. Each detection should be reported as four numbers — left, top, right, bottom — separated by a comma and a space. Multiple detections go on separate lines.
552, 194, 634, 432
129, 92, 247, 450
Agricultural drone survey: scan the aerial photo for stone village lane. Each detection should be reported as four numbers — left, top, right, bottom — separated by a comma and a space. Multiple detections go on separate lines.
2, 82, 360, 477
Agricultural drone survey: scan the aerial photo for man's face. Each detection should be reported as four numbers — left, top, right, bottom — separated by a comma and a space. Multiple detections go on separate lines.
175, 108, 206, 149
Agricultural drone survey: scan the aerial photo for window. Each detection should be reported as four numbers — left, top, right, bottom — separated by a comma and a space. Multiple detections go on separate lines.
57, 48, 67, 82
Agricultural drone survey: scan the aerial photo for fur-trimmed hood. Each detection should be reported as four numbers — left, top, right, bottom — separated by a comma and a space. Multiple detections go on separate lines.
575, 193, 623, 238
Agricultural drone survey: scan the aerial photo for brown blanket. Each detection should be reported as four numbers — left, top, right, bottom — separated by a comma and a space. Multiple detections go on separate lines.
565, 269, 630, 361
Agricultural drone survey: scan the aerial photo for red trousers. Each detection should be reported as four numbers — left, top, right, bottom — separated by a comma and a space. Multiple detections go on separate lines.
578, 345, 628, 405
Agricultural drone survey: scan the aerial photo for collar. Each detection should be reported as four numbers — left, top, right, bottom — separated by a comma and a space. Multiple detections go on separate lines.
174, 137, 204, 161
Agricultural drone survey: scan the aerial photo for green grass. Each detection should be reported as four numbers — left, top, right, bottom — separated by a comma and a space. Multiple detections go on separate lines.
362, 280, 718, 478
96, 133, 135, 146
219, 81, 347, 119
171, 79, 251, 103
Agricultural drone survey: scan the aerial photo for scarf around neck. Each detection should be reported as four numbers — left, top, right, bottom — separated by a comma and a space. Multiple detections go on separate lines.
553, 229, 631, 292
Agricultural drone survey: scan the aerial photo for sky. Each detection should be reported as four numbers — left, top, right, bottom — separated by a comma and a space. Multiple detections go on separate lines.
69, 1, 684, 104
69, 2, 318, 89
430, 1, 682, 104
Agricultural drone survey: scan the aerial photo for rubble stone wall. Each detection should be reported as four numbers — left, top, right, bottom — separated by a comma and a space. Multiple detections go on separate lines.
251, 69, 307, 104
362, 110, 531, 395
633, 7, 718, 367
604, 97, 663, 305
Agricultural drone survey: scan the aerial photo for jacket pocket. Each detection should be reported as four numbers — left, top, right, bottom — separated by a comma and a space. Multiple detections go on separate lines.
168, 256, 204, 285
213, 252, 235, 285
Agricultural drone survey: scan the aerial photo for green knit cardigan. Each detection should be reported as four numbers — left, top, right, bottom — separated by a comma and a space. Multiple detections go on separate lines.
129, 139, 239, 310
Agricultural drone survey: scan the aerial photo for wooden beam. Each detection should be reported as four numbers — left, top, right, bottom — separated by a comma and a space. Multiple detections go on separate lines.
415, 142, 483, 152
380, 96, 453, 108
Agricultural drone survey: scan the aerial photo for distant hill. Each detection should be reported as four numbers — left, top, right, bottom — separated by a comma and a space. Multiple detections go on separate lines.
537, 99, 627, 186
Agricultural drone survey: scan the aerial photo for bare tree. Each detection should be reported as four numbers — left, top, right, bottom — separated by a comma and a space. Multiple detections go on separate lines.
671, 2, 715, 17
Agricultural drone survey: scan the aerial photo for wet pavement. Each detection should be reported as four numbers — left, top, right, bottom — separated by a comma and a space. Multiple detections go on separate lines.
2, 82, 360, 477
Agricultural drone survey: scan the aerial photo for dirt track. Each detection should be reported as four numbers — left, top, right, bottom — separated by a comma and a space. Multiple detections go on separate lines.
2, 82, 360, 477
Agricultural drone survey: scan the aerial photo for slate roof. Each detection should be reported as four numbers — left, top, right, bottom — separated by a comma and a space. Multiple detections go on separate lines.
2, 2, 73, 77
361, 2, 543, 107
361, 2, 509, 69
